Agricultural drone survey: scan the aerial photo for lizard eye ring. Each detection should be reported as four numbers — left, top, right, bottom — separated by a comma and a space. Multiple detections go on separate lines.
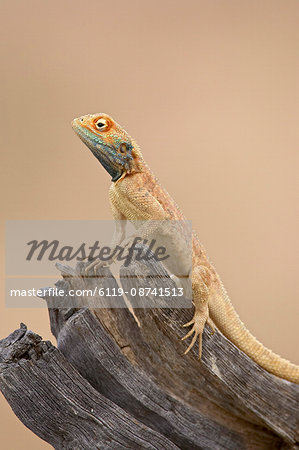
95, 118, 108, 131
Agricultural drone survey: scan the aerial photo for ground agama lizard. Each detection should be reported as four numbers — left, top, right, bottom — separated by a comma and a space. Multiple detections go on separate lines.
72, 113, 299, 384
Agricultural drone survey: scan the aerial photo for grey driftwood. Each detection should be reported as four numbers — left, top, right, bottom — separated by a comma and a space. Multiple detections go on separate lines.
0, 253, 298, 449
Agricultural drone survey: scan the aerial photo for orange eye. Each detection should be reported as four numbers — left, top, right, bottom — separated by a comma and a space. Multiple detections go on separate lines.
95, 118, 108, 131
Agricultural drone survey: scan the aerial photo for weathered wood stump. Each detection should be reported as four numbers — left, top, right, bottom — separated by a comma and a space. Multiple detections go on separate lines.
0, 254, 298, 449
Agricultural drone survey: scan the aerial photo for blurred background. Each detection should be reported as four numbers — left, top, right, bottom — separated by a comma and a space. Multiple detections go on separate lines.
1, 0, 298, 448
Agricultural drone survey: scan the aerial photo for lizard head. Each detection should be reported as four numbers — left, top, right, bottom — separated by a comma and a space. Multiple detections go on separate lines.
72, 113, 143, 182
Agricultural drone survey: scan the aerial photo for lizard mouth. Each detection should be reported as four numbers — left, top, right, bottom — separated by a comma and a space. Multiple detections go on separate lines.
72, 120, 123, 181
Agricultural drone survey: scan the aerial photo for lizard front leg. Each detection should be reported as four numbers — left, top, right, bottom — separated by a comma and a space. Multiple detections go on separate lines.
107, 181, 168, 256
182, 266, 215, 359
85, 205, 127, 274
86, 181, 166, 274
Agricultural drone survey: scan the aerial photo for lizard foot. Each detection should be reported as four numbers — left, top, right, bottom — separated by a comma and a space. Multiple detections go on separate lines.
84, 259, 110, 276
181, 310, 215, 359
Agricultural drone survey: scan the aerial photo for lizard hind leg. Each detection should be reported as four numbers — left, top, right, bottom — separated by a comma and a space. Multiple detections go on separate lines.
181, 267, 215, 359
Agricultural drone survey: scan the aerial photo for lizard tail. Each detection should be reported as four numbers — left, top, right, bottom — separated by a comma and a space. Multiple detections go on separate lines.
209, 290, 299, 384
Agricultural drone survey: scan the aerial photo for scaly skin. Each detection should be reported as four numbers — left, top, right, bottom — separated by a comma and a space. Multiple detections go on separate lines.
72, 113, 299, 384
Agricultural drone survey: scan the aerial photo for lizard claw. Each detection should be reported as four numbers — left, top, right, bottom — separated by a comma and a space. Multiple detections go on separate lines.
181, 318, 195, 328
84, 259, 109, 276
182, 321, 203, 359
181, 309, 215, 359
181, 328, 195, 341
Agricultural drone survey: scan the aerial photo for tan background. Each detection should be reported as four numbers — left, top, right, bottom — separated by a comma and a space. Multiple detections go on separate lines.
1, 0, 298, 448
